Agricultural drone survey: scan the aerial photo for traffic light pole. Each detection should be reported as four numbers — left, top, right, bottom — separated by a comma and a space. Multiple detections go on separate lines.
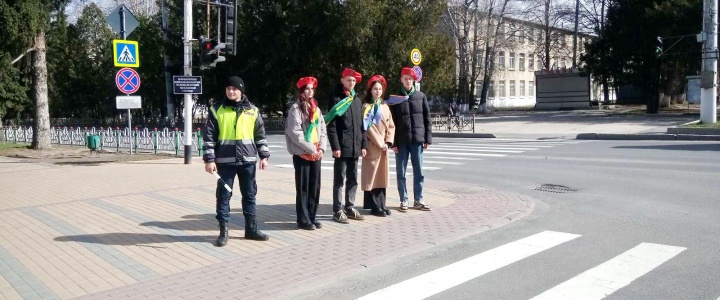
183, 0, 194, 164
701, 0, 718, 124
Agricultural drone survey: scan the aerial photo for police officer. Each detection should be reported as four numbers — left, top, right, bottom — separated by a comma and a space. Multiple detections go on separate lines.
203, 76, 271, 246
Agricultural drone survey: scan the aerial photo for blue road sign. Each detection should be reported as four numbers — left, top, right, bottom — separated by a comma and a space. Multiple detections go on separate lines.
116, 68, 141, 94
412, 65, 423, 82
113, 40, 140, 68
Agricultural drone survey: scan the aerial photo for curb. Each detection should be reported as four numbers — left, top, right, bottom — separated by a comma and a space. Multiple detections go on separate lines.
576, 133, 720, 141
667, 127, 720, 135
432, 132, 496, 138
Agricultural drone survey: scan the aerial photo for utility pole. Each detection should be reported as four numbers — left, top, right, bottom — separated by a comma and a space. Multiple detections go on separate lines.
162, 0, 174, 125
183, 0, 194, 164
701, 0, 718, 124
572, 0, 580, 68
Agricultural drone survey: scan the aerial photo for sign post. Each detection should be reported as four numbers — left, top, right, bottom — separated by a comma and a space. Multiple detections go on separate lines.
116, 68, 141, 154
410, 48, 422, 91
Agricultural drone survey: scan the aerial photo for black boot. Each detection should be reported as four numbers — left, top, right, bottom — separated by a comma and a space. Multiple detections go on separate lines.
216, 221, 229, 247
245, 216, 269, 241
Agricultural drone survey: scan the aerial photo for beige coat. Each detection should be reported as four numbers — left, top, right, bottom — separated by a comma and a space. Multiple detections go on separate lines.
361, 102, 395, 191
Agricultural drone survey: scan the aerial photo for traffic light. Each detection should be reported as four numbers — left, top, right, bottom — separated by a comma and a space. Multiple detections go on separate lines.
199, 38, 226, 69
655, 36, 663, 57
224, 0, 237, 56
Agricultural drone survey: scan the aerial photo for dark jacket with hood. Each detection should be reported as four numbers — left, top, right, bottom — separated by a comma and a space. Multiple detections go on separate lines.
389, 88, 432, 147
202, 95, 270, 165
326, 84, 367, 158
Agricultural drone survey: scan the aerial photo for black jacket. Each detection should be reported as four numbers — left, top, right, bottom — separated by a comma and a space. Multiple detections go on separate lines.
389, 89, 432, 147
326, 84, 367, 158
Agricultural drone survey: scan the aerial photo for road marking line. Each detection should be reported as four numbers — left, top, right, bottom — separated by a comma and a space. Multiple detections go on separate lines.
273, 165, 410, 176
423, 150, 506, 157
427, 147, 525, 153
358, 231, 582, 300
433, 145, 540, 151
319, 161, 441, 170
530, 242, 686, 300
439, 142, 556, 148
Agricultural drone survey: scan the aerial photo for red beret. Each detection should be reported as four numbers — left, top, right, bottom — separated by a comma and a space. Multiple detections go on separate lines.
341, 68, 363, 83
366, 75, 387, 91
296, 76, 318, 90
400, 67, 418, 81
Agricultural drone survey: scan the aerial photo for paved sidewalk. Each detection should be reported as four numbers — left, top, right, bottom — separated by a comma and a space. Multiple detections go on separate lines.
0, 156, 532, 300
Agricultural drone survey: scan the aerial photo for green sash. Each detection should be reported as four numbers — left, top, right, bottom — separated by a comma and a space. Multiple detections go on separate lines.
323, 89, 356, 123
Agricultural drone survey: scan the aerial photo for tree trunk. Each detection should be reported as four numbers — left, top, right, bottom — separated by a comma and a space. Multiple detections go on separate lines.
602, 78, 610, 104
31, 31, 52, 150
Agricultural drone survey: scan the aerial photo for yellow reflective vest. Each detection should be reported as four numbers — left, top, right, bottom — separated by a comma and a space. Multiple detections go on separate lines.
202, 97, 270, 165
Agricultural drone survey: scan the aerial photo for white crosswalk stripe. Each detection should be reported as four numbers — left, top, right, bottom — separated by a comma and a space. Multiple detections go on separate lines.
358, 231, 582, 300
357, 231, 686, 300
530, 243, 686, 300
269, 138, 586, 173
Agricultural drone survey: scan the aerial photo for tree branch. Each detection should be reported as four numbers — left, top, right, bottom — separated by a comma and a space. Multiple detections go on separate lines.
11, 47, 37, 65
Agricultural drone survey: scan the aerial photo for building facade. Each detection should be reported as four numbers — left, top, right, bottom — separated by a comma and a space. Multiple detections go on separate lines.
449, 16, 593, 110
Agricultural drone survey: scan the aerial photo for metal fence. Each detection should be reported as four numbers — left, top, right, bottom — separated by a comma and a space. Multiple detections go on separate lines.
431, 114, 476, 133
1, 126, 203, 156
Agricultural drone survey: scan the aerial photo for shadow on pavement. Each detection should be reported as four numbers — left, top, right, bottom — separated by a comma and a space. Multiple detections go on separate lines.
52, 203, 341, 246
613, 143, 720, 152
54, 233, 215, 246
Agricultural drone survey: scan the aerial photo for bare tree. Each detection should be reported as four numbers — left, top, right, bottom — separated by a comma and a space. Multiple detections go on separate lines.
444, 0, 524, 113
443, 0, 483, 109
524, 0, 575, 70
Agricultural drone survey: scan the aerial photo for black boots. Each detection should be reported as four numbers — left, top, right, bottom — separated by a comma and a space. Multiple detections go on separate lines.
216, 217, 269, 246
245, 216, 269, 241
216, 221, 229, 247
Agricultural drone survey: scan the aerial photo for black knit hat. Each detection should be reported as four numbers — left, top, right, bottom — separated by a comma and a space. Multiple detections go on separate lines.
226, 76, 245, 94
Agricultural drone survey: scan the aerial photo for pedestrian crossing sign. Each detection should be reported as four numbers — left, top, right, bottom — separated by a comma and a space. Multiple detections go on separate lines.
113, 40, 139, 68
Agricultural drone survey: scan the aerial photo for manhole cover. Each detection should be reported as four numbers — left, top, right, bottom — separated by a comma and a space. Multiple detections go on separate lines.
534, 184, 576, 193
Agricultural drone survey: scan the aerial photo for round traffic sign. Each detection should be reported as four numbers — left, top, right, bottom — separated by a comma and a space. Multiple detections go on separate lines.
412, 66, 423, 82
115, 68, 141, 94
410, 48, 422, 66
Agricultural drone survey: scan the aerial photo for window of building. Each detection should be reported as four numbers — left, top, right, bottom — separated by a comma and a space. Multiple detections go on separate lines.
476, 49, 483, 68
561, 35, 567, 48
475, 81, 483, 97
498, 51, 505, 69
528, 28, 534, 43
538, 31, 543, 43
519, 53, 525, 71
520, 27, 525, 44
509, 80, 516, 97
520, 80, 525, 96
509, 25, 515, 42
499, 25, 505, 39
537, 57, 542, 70
499, 81, 506, 97
489, 81, 495, 98
529, 54, 534, 70
509, 52, 515, 70
529, 81, 535, 96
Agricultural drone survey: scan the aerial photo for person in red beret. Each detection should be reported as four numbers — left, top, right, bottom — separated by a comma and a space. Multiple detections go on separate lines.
388, 67, 432, 212
325, 68, 367, 224
285, 76, 328, 230
360, 75, 396, 217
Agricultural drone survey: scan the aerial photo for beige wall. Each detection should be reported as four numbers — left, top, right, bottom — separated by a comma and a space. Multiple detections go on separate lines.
459, 18, 591, 108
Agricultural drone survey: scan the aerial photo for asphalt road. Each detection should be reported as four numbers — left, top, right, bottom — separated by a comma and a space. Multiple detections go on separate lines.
266, 135, 720, 300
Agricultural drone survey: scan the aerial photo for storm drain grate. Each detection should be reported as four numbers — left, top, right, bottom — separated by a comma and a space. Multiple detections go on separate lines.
534, 184, 576, 193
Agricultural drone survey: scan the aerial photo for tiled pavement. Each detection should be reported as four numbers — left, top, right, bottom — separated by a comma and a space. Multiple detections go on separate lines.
0, 155, 533, 300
